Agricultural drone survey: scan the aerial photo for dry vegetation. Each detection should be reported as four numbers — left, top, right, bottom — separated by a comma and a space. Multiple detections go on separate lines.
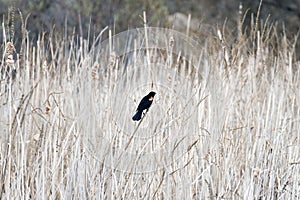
0, 9, 299, 200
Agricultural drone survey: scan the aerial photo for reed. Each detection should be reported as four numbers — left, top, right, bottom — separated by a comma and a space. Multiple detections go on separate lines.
0, 8, 299, 199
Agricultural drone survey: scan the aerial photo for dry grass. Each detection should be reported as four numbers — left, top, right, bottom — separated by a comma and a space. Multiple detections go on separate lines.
0, 11, 299, 199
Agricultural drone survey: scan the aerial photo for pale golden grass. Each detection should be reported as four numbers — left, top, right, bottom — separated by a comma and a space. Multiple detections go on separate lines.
0, 11, 299, 200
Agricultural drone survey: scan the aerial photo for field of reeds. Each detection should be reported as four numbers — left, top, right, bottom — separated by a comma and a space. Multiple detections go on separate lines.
0, 10, 299, 199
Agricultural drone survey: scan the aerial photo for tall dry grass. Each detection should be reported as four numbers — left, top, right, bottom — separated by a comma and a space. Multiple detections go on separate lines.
0, 9, 299, 200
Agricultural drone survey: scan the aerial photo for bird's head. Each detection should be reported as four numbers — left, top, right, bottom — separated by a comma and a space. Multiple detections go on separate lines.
148, 91, 156, 100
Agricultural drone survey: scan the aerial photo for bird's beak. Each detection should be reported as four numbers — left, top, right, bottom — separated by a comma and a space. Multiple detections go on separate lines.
149, 96, 154, 100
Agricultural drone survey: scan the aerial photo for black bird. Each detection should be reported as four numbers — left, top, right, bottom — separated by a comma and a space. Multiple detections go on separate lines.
132, 91, 156, 121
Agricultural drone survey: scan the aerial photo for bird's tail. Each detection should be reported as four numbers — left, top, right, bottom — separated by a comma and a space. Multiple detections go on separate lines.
132, 111, 142, 121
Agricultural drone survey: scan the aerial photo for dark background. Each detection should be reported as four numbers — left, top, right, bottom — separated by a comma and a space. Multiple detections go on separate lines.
0, 0, 299, 56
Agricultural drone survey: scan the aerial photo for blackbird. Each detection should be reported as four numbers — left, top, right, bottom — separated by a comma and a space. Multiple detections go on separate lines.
132, 91, 156, 121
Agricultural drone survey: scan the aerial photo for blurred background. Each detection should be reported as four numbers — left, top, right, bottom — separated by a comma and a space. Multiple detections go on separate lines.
0, 0, 299, 55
